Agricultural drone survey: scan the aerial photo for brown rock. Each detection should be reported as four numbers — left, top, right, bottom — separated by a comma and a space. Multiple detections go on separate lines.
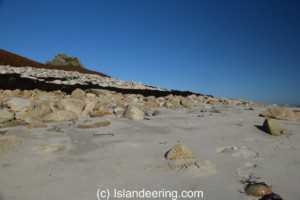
1, 120, 27, 128
43, 110, 78, 122
28, 122, 47, 129
0, 110, 14, 123
212, 109, 222, 113
263, 118, 289, 136
181, 98, 192, 109
152, 110, 161, 116
90, 111, 112, 117
57, 99, 85, 116
77, 121, 110, 128
123, 106, 144, 120
260, 107, 300, 121
70, 88, 85, 99
165, 145, 195, 160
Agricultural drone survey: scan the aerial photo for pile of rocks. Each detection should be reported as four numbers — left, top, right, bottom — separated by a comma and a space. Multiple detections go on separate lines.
0, 87, 261, 129
0, 65, 166, 90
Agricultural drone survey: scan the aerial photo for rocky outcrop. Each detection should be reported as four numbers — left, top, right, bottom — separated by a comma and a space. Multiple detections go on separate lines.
45, 54, 84, 69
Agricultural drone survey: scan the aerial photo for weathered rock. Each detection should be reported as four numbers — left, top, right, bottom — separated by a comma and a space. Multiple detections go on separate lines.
43, 110, 78, 122
123, 106, 144, 120
0, 110, 14, 123
152, 110, 161, 116
181, 98, 192, 109
70, 88, 85, 99
57, 99, 85, 116
263, 118, 289, 136
84, 102, 96, 113
260, 107, 300, 121
28, 122, 47, 129
45, 54, 84, 68
7, 98, 33, 112
165, 145, 195, 160
1, 120, 27, 128
77, 121, 110, 128
90, 89, 115, 98
212, 109, 222, 113
15, 109, 50, 121
171, 98, 181, 107
90, 110, 112, 117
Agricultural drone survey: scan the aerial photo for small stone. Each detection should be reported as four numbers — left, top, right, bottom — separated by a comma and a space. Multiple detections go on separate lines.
152, 110, 161, 116
245, 182, 272, 197
212, 109, 222, 113
263, 118, 289, 136
28, 122, 47, 129
77, 121, 110, 128
90, 110, 112, 118
165, 145, 195, 160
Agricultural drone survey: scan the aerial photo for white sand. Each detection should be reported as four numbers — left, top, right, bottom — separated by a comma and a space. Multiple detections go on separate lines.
0, 105, 299, 200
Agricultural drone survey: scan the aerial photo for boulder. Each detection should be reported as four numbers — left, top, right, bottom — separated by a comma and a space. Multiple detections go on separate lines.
7, 98, 33, 112
70, 88, 85, 99
0, 110, 14, 123
263, 118, 289, 136
57, 99, 85, 117
28, 122, 47, 129
84, 102, 96, 113
152, 110, 161, 116
123, 106, 144, 120
43, 110, 78, 122
90, 110, 112, 118
181, 98, 192, 109
260, 108, 300, 121
45, 54, 84, 68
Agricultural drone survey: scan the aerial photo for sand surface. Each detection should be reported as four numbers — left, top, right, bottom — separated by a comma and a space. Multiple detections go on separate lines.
0, 105, 299, 200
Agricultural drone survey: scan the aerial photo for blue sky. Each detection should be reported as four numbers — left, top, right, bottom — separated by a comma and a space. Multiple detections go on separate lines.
0, 0, 299, 106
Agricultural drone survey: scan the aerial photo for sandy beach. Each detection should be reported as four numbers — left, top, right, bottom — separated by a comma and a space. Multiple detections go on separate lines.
1, 104, 299, 200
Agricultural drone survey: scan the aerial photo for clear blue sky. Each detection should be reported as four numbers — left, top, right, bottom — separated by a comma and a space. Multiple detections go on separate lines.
1, 0, 299, 106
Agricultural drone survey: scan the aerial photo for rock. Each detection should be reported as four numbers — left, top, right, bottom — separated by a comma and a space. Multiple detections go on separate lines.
1, 120, 27, 128
260, 107, 300, 121
90, 89, 114, 98
201, 109, 207, 113
45, 54, 84, 68
84, 102, 96, 113
181, 98, 192, 109
245, 182, 272, 197
15, 109, 50, 121
263, 118, 289, 136
165, 145, 195, 160
7, 98, 33, 112
113, 107, 125, 118
152, 110, 161, 116
57, 99, 85, 117
70, 88, 85, 99
43, 110, 78, 122
171, 98, 181, 107
0, 110, 14, 123
212, 109, 222, 113
123, 106, 144, 120
90, 110, 112, 117
28, 122, 47, 129
77, 121, 110, 128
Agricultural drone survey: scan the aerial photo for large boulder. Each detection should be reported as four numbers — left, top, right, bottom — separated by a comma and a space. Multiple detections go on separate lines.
0, 110, 14, 123
123, 106, 144, 120
263, 118, 289, 136
7, 98, 33, 112
45, 54, 84, 68
260, 107, 300, 121
57, 99, 85, 117
43, 110, 78, 122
